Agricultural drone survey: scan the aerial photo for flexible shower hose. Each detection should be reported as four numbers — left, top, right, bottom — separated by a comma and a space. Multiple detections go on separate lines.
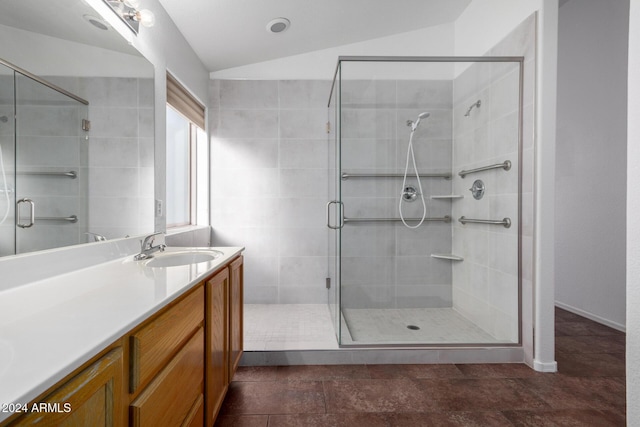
399, 127, 427, 229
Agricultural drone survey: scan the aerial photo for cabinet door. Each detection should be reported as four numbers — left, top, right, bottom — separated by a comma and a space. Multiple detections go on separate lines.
205, 268, 229, 427
228, 256, 243, 380
10, 348, 124, 427
130, 328, 204, 427
130, 286, 204, 394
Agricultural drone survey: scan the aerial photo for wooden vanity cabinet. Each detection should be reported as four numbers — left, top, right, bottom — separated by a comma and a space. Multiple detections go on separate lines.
8, 347, 125, 427
129, 328, 204, 427
205, 267, 229, 426
228, 256, 244, 381
129, 285, 205, 427
205, 255, 244, 426
3, 254, 244, 427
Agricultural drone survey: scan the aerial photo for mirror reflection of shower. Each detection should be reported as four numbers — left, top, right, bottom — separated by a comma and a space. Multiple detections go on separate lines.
399, 112, 429, 229
0, 115, 10, 225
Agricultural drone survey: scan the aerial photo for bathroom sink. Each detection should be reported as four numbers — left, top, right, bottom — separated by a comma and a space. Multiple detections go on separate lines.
144, 249, 223, 268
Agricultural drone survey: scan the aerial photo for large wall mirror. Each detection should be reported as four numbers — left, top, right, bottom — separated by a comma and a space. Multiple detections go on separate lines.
0, 0, 155, 256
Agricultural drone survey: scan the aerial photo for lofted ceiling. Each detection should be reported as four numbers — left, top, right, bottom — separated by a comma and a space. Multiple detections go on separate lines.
158, 0, 472, 72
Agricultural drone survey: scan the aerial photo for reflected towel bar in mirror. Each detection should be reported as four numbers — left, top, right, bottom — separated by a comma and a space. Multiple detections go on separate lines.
35, 215, 78, 223
344, 216, 451, 223
458, 216, 511, 228
18, 171, 77, 179
341, 172, 451, 180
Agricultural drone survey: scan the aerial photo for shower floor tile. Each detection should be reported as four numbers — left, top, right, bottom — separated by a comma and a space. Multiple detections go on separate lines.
341, 307, 507, 344
244, 304, 339, 351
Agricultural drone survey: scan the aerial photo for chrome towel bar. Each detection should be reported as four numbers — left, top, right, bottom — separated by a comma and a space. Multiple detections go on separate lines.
342, 172, 451, 180
18, 171, 77, 179
458, 216, 511, 228
458, 161, 511, 178
344, 216, 451, 223
36, 215, 78, 223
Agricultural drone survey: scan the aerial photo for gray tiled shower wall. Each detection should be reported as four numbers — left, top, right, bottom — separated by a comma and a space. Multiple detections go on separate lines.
211, 10, 534, 313
339, 79, 453, 309
451, 61, 521, 341
210, 80, 332, 304
210, 79, 455, 307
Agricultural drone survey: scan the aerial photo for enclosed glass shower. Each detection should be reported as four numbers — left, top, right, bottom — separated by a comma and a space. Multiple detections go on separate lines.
327, 56, 523, 347
0, 59, 89, 256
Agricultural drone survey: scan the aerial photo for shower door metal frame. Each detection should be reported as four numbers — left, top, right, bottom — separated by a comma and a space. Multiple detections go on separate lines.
328, 55, 525, 348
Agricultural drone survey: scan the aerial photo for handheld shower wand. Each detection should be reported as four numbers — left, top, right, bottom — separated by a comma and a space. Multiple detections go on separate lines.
400, 112, 430, 229
411, 112, 430, 130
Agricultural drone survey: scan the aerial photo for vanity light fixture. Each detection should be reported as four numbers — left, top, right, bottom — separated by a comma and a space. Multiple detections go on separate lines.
103, 0, 155, 34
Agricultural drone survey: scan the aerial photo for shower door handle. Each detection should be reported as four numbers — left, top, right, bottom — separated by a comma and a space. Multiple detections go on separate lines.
326, 200, 344, 229
17, 198, 35, 228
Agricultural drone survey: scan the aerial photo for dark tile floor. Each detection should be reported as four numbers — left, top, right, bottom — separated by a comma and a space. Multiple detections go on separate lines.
215, 308, 626, 426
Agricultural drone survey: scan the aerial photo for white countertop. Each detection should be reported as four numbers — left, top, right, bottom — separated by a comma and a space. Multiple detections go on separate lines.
0, 246, 243, 423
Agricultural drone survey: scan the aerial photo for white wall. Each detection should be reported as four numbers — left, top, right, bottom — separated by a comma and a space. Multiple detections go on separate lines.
555, 0, 628, 330
210, 23, 455, 80
627, 0, 640, 422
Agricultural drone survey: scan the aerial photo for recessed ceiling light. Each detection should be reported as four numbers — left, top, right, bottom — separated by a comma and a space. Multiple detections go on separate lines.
83, 14, 109, 31
266, 18, 290, 34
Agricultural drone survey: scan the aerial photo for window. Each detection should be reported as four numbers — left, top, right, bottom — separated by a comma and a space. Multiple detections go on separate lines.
166, 73, 207, 228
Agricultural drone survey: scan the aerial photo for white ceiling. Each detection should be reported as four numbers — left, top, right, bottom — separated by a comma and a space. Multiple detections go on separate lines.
158, 0, 472, 72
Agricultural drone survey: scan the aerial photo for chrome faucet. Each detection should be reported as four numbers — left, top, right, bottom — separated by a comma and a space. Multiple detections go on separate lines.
134, 232, 166, 261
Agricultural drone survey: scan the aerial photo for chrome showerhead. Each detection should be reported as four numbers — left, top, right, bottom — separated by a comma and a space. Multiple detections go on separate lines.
410, 112, 430, 131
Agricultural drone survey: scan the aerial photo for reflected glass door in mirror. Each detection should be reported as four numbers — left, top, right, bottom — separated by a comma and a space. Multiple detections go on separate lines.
0, 0, 155, 257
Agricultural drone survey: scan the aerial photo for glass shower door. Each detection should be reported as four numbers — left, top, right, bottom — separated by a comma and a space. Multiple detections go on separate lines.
0, 62, 15, 256
14, 73, 88, 253
332, 57, 522, 347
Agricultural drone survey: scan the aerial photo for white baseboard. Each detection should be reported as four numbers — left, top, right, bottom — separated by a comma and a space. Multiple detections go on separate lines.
533, 359, 558, 372
555, 301, 626, 332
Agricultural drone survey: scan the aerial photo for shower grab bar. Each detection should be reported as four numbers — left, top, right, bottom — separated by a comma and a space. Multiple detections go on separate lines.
344, 216, 451, 223
342, 172, 451, 180
458, 161, 511, 178
36, 215, 78, 223
18, 171, 77, 179
458, 216, 511, 228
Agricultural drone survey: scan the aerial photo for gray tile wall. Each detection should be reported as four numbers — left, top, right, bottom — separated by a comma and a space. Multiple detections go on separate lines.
339, 78, 454, 309
79, 76, 155, 240
211, 80, 331, 304
211, 78, 455, 306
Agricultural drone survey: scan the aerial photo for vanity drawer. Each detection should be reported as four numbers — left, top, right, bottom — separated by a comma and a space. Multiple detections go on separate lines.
130, 327, 204, 427
130, 286, 204, 393
182, 394, 204, 427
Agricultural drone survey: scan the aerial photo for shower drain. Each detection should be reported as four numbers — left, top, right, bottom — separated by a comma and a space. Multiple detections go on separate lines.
407, 325, 420, 330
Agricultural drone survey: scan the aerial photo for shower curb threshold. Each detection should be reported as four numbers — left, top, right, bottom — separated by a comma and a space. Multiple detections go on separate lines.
240, 347, 525, 366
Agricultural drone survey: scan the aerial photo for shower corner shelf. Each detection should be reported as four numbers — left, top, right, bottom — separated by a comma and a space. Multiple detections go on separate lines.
431, 253, 464, 261
430, 195, 463, 200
